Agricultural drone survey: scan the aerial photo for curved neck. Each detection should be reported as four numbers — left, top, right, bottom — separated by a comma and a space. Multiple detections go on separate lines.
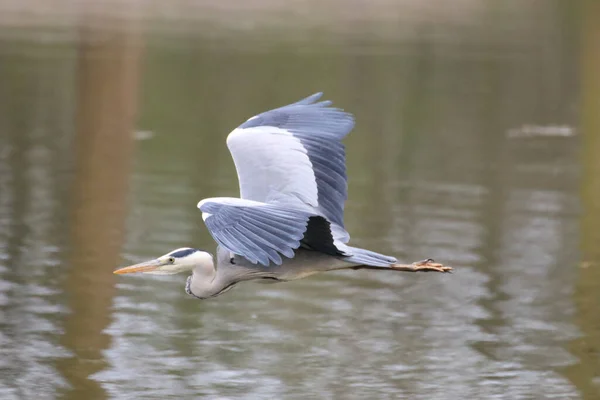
186, 260, 222, 299
186, 254, 274, 299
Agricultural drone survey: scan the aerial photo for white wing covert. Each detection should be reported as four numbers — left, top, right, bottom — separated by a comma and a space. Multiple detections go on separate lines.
226, 93, 354, 240
198, 93, 357, 266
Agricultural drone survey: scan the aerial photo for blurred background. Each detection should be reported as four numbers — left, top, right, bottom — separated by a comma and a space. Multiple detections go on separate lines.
0, 1, 598, 399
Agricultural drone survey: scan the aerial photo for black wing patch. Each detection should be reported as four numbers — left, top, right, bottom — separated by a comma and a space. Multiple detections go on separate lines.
301, 216, 346, 257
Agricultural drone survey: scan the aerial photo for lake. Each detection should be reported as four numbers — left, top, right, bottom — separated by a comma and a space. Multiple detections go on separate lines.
0, 1, 598, 399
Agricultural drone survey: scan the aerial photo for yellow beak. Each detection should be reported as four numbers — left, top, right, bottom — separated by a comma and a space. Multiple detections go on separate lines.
113, 259, 162, 274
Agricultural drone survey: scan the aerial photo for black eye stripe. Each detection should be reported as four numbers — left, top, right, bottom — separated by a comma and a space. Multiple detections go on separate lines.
168, 249, 198, 258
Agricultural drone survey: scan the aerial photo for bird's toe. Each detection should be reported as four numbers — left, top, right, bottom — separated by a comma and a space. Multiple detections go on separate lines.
412, 259, 453, 273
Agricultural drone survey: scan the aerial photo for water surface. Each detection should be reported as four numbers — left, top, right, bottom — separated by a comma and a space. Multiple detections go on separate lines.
0, 2, 598, 399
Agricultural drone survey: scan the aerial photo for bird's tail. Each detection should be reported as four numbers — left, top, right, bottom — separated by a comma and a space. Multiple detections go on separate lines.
344, 246, 397, 267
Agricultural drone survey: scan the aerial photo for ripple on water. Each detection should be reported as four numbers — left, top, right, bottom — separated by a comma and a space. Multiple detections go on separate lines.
0, 10, 581, 398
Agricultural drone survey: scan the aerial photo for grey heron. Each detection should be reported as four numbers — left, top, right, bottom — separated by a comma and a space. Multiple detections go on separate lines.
114, 93, 451, 299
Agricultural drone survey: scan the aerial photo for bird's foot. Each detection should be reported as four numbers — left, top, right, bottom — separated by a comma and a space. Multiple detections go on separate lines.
411, 258, 453, 273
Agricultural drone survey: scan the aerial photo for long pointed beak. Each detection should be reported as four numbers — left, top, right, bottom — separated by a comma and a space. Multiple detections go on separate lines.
114, 259, 162, 274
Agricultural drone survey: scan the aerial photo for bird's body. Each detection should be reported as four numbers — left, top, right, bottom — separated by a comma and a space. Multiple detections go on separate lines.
184, 246, 352, 300
114, 93, 450, 299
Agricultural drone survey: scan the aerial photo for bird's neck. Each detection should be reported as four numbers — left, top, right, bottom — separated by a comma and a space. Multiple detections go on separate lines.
186, 263, 216, 299
187, 259, 275, 299
187, 261, 241, 299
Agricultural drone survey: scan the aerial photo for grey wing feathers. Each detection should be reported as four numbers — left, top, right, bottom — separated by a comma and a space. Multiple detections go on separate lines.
238, 93, 354, 231
292, 92, 331, 106
343, 246, 397, 267
200, 201, 313, 266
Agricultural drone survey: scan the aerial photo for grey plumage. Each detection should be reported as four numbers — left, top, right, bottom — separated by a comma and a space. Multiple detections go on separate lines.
238, 92, 353, 233
200, 93, 394, 268
344, 247, 398, 267
199, 200, 313, 265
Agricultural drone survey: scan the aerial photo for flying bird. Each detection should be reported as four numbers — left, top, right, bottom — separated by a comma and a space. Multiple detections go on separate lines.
114, 93, 451, 299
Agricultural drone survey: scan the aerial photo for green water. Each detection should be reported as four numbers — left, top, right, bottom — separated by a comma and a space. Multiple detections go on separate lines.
1, 2, 598, 399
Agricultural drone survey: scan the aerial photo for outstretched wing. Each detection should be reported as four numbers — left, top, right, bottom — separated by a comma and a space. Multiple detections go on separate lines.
198, 198, 313, 265
226, 93, 354, 242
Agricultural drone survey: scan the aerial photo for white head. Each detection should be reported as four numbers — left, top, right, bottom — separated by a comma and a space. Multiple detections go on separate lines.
113, 248, 214, 276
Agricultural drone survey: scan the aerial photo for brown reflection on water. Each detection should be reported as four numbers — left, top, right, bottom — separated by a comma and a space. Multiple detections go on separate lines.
566, 1, 600, 398
56, 15, 142, 400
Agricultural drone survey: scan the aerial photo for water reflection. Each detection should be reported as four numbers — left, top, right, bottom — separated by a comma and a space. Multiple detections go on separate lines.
0, 47, 73, 399
56, 15, 142, 400
565, 2, 600, 398
0, 1, 595, 399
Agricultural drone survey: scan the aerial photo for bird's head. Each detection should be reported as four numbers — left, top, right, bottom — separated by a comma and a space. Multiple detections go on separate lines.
113, 248, 213, 276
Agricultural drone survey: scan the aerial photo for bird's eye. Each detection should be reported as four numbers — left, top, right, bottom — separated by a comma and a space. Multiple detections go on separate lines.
168, 257, 175, 264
